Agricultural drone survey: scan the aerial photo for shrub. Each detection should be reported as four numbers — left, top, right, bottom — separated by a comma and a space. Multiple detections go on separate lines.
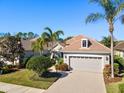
26, 56, 54, 75
103, 65, 111, 78
55, 63, 68, 71
103, 64, 119, 77
119, 83, 124, 93
57, 58, 64, 65
21, 56, 32, 68
114, 55, 124, 67
0, 65, 18, 74
114, 63, 119, 76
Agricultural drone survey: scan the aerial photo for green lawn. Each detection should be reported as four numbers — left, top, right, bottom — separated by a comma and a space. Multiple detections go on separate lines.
0, 91, 5, 93
106, 78, 124, 93
0, 69, 60, 89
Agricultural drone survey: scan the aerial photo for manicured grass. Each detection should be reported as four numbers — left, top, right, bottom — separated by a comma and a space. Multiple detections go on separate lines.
0, 69, 61, 89
0, 91, 5, 93
106, 78, 124, 93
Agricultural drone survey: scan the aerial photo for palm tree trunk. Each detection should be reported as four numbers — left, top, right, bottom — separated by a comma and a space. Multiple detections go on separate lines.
108, 19, 114, 78
109, 21, 114, 78
110, 31, 114, 78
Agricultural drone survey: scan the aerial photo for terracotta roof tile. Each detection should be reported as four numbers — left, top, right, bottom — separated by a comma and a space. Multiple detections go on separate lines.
114, 42, 124, 51
62, 35, 110, 54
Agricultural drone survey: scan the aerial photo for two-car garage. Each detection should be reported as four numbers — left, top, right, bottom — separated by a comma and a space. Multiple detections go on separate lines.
64, 54, 110, 73
69, 56, 103, 73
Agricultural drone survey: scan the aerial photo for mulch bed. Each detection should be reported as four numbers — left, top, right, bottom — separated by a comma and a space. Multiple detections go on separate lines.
104, 76, 122, 84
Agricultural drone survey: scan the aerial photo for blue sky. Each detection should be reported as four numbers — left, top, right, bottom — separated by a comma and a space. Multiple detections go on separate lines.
0, 0, 124, 40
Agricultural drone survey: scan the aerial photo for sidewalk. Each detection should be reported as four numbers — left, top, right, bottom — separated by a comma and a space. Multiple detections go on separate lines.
0, 82, 45, 93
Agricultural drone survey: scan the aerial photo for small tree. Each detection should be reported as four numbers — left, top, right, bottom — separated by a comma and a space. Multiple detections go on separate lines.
26, 56, 54, 76
0, 36, 24, 65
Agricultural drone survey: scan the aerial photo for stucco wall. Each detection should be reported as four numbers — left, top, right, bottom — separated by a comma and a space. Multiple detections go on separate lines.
115, 50, 124, 58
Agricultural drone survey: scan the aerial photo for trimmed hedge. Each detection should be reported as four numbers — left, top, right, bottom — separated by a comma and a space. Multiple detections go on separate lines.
22, 56, 32, 68
26, 56, 54, 75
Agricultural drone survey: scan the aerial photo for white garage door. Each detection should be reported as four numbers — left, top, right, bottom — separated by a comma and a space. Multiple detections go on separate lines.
70, 56, 103, 73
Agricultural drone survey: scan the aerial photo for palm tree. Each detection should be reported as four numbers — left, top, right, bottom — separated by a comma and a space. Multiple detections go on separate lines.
28, 32, 34, 39
16, 32, 23, 38
86, 0, 124, 78
32, 37, 45, 55
42, 27, 64, 48
23, 33, 27, 40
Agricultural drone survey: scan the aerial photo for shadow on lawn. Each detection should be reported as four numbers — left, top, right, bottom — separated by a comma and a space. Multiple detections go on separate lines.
30, 71, 69, 82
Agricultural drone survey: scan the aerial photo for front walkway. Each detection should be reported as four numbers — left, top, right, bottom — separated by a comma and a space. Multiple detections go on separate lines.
44, 71, 106, 93
0, 82, 45, 93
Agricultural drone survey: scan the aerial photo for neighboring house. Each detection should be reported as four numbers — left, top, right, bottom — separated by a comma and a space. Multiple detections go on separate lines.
114, 42, 124, 57
30, 37, 66, 56
21, 39, 34, 57
0, 39, 36, 65
51, 42, 66, 58
52, 42, 66, 52
61, 35, 111, 73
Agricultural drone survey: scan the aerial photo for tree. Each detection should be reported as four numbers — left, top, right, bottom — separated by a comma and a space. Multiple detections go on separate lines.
4, 33, 11, 37
23, 33, 27, 40
86, 0, 124, 78
32, 37, 45, 55
42, 27, 64, 47
26, 56, 53, 76
16, 32, 38, 40
16, 32, 23, 38
100, 36, 117, 48
28, 32, 35, 39
0, 36, 24, 65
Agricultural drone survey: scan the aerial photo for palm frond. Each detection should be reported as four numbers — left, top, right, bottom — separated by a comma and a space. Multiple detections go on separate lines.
120, 15, 124, 24
89, 0, 109, 5
86, 13, 105, 24
55, 30, 64, 36
44, 27, 53, 36
54, 30, 64, 41
42, 32, 51, 39
114, 3, 124, 16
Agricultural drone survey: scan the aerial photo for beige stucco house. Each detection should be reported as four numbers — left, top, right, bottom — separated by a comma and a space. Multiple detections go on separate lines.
114, 42, 124, 57
61, 35, 111, 73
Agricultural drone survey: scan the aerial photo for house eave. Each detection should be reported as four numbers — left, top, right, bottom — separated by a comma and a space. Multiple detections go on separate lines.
61, 50, 110, 55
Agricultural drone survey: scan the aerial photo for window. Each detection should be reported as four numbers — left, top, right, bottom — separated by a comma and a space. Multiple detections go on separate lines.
81, 39, 88, 48
65, 55, 67, 59
106, 56, 109, 61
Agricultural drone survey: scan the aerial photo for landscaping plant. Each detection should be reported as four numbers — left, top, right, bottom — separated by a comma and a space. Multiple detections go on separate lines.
26, 56, 54, 76
55, 58, 68, 71
114, 63, 119, 76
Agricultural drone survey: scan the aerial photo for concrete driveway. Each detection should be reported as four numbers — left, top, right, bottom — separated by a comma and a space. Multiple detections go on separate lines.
45, 71, 106, 93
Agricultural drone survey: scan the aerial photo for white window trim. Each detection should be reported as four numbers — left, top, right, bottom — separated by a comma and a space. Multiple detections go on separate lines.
81, 39, 88, 48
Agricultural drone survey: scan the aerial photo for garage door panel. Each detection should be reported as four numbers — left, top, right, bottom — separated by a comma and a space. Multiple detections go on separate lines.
70, 56, 102, 73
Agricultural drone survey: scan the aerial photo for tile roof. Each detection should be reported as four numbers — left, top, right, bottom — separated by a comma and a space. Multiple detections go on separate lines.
114, 42, 124, 51
21, 39, 32, 51
62, 35, 110, 54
